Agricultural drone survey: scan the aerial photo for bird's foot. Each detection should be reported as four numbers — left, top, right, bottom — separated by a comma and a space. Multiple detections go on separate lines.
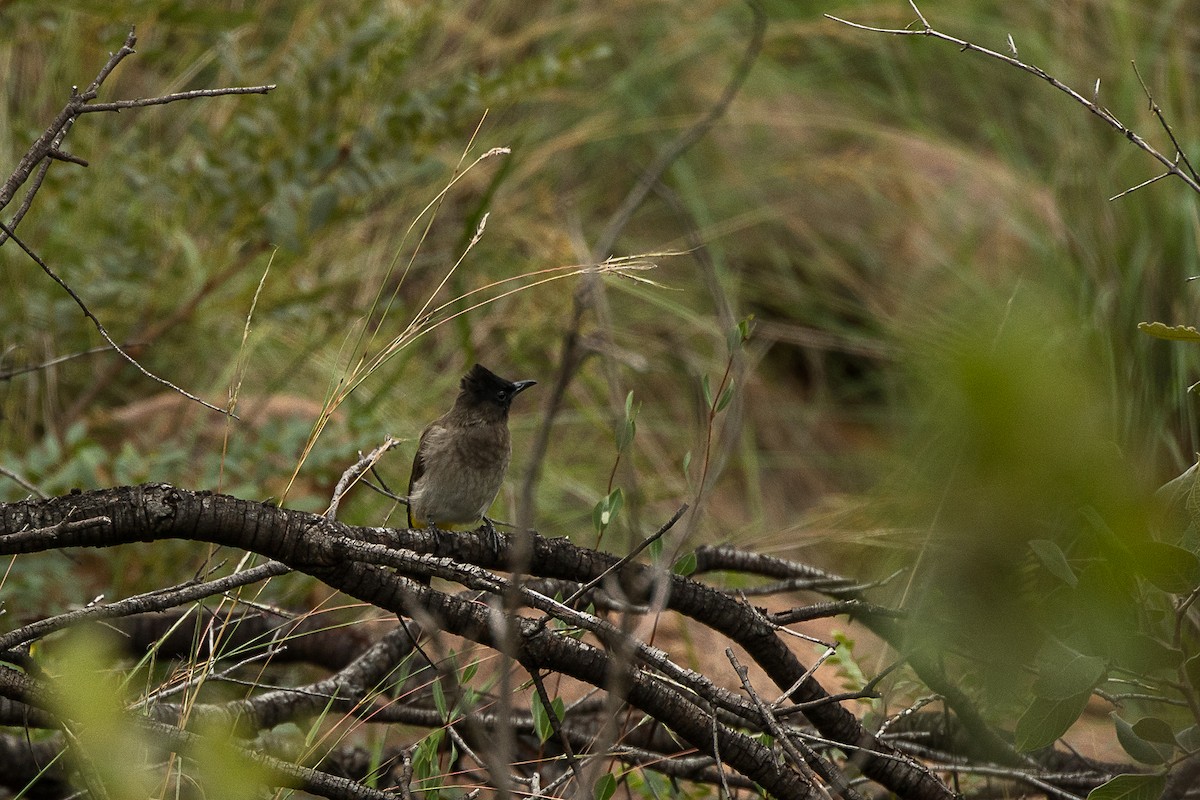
480, 516, 504, 560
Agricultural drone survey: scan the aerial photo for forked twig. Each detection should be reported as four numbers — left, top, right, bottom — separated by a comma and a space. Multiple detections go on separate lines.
825, 1, 1200, 198
0, 26, 274, 418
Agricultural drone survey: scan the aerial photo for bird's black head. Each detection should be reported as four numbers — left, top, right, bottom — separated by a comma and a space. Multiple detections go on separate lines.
458, 364, 536, 413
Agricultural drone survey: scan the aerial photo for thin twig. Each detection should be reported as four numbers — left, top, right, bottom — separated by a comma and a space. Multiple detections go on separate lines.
1131, 61, 1199, 183
550, 503, 688, 616
0, 559, 291, 654
326, 438, 402, 520
0, 465, 46, 498
517, 0, 767, 526
825, 3, 1200, 197
78, 85, 275, 114
524, 666, 585, 790
727, 649, 850, 800
0, 344, 119, 381
0, 220, 234, 417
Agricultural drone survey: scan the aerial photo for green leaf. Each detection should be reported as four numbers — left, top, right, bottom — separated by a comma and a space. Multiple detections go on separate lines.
1028, 538, 1078, 587
701, 374, 713, 408
1138, 321, 1200, 341
1085, 773, 1166, 800
716, 385, 735, 412
594, 773, 618, 800
411, 729, 444, 780
308, 184, 338, 230
462, 659, 478, 684
1132, 541, 1200, 593
432, 678, 447, 717
1014, 691, 1090, 751
530, 691, 563, 744
1112, 713, 1173, 764
592, 489, 623, 534
1176, 724, 1200, 752
1119, 634, 1182, 673
617, 392, 639, 450
1186, 653, 1200, 691
672, 551, 697, 576
726, 315, 755, 351
648, 537, 664, 561
682, 450, 692, 475
531, 691, 551, 743
1131, 716, 1176, 745
1032, 643, 1105, 699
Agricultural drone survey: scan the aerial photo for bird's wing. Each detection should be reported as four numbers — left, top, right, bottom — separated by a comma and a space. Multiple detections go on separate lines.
407, 422, 437, 527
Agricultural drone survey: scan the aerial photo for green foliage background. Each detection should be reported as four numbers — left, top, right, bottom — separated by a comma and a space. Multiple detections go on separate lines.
2, 0, 1200, 771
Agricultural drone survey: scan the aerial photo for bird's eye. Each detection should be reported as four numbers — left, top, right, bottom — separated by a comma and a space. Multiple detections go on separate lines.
497, 391, 508, 402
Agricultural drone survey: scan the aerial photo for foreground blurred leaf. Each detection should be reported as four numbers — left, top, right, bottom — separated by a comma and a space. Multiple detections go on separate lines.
1029, 538, 1078, 586
1131, 541, 1200, 594
1014, 690, 1090, 751
1137, 322, 1200, 341
1032, 640, 1105, 699
46, 629, 154, 800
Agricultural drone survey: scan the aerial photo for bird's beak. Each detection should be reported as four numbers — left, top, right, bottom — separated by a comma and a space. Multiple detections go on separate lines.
511, 380, 537, 396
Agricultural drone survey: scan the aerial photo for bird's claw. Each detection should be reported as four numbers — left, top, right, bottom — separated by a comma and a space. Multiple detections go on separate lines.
480, 516, 504, 559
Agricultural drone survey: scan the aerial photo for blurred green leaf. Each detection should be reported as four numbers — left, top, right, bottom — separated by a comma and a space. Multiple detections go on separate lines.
1175, 724, 1200, 752
1137, 322, 1200, 341
672, 551, 697, 576
1029, 538, 1078, 587
1032, 640, 1104, 699
45, 629, 154, 800
648, 536, 664, 561
191, 721, 274, 800
432, 676, 447, 717
592, 488, 624, 534
1085, 773, 1166, 800
616, 391, 638, 451
1131, 541, 1200, 593
1014, 691, 1090, 751
716, 385, 734, 413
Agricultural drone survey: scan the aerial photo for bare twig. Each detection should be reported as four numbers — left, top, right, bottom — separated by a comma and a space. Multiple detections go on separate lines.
517, 0, 768, 526
0, 465, 46, 499
825, 3, 1200, 197
0, 220, 234, 417
727, 649, 849, 800
0, 344, 119, 381
78, 85, 275, 114
0, 560, 290, 653
544, 503, 688, 620
326, 438, 402, 520
1131, 61, 1199, 184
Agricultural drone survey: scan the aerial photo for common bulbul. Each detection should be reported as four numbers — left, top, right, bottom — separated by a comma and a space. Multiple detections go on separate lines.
407, 364, 536, 535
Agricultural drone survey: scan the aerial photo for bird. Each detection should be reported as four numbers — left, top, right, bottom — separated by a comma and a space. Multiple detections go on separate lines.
406, 364, 536, 548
